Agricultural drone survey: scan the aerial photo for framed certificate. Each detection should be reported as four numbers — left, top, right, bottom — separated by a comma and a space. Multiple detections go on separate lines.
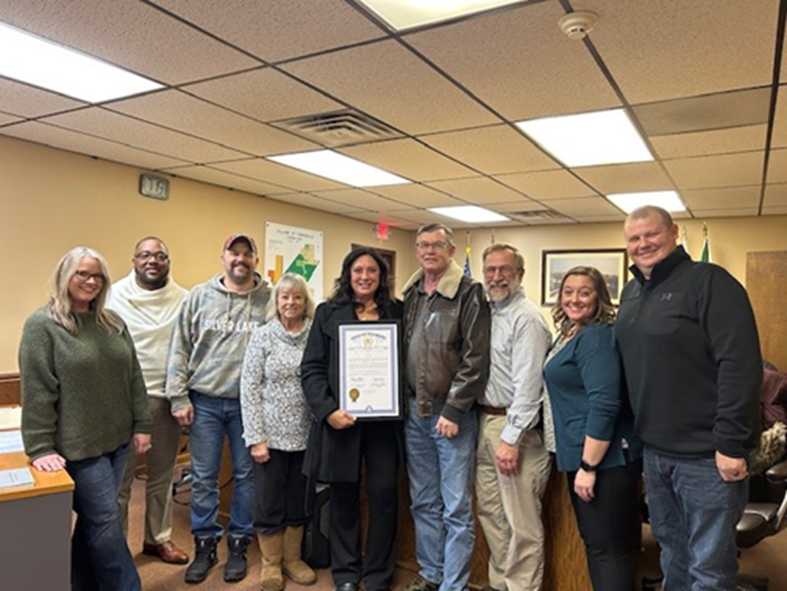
338, 320, 403, 420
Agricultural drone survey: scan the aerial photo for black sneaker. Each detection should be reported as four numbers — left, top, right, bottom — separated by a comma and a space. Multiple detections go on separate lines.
224, 534, 251, 582
184, 536, 218, 584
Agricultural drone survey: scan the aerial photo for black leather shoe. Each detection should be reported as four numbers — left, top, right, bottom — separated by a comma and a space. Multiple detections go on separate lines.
336, 583, 358, 591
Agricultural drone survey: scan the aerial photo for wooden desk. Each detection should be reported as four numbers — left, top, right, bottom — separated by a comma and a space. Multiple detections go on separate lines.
0, 421, 74, 590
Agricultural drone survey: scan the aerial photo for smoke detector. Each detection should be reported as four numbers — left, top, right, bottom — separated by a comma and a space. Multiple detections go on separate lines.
558, 11, 599, 40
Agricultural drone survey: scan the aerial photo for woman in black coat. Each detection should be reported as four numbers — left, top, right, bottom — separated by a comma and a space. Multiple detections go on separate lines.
301, 247, 403, 591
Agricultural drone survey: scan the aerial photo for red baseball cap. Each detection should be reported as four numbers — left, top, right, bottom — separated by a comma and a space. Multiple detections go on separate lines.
223, 234, 258, 254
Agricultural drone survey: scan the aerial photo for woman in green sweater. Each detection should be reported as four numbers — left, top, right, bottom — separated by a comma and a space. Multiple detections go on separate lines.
19, 246, 152, 591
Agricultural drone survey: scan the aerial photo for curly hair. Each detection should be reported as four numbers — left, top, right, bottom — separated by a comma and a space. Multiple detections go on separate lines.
265, 273, 316, 322
328, 246, 393, 311
551, 265, 616, 336
48, 246, 124, 335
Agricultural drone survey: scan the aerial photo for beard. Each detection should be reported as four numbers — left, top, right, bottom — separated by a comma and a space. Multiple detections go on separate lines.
135, 267, 169, 290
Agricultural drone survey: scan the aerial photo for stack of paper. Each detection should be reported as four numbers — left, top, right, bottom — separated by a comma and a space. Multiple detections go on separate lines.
0, 467, 35, 489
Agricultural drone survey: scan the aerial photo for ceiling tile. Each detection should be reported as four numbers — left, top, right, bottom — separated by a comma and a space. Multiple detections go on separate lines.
498, 169, 597, 200
766, 148, 787, 183
650, 125, 767, 159
0, 121, 189, 169
0, 1, 257, 85
574, 162, 673, 194
42, 108, 246, 163
310, 189, 407, 212
484, 200, 554, 213
0, 79, 86, 118
405, 1, 620, 121
762, 206, 787, 216
182, 68, 344, 124
581, 0, 778, 103
692, 207, 760, 218
763, 183, 787, 206
281, 39, 499, 135
544, 197, 620, 216
418, 125, 560, 175
663, 152, 764, 190
681, 186, 761, 210
340, 139, 474, 182
367, 184, 466, 208
571, 214, 626, 223
150, 0, 385, 63
424, 176, 526, 204
212, 159, 345, 192
773, 85, 787, 148
0, 113, 23, 126
265, 193, 369, 214
160, 165, 289, 195
107, 91, 317, 156
340, 210, 421, 229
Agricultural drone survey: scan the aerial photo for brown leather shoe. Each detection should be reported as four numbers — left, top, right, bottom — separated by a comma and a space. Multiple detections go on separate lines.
143, 541, 190, 565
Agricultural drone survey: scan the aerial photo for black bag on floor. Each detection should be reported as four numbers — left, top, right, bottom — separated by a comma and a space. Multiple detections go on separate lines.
302, 484, 330, 569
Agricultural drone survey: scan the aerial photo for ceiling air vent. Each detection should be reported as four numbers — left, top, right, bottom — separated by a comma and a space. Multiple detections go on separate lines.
272, 110, 402, 147
509, 209, 571, 223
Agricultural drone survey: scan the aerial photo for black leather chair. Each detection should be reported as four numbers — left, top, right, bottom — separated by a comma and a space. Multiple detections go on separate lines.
736, 459, 787, 591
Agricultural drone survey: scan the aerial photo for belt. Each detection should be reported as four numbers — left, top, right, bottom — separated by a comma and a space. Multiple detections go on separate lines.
479, 405, 507, 416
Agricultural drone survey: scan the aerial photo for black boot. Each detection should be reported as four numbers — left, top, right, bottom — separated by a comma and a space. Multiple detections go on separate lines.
224, 534, 251, 582
184, 536, 218, 584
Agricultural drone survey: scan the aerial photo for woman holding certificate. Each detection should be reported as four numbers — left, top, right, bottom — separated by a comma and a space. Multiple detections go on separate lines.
302, 246, 404, 591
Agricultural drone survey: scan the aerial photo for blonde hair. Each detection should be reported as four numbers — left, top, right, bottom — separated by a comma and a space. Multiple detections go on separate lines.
551, 266, 616, 336
48, 246, 124, 335
266, 273, 316, 322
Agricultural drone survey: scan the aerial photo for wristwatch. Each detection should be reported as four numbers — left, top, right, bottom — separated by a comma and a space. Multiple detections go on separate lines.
579, 459, 599, 472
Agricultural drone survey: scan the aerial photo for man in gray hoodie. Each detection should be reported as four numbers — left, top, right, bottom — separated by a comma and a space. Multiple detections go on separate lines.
167, 234, 271, 584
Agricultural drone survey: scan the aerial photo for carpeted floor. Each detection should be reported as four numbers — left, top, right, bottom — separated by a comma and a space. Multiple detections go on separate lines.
126, 470, 787, 591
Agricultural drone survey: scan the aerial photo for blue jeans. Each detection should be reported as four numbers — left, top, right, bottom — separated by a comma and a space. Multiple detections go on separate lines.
67, 443, 141, 591
405, 406, 478, 591
189, 392, 254, 538
643, 447, 748, 591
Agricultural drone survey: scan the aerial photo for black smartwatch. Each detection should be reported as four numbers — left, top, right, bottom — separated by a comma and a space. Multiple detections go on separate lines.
579, 459, 599, 472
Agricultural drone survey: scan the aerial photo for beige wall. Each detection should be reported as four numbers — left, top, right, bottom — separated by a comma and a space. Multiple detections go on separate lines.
465, 215, 787, 328
0, 136, 417, 373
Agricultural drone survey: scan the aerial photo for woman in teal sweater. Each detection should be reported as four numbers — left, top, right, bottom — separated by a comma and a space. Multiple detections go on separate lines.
543, 266, 643, 591
19, 246, 152, 591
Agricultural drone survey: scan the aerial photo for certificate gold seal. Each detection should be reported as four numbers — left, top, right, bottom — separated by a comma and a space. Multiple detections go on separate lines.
349, 388, 360, 402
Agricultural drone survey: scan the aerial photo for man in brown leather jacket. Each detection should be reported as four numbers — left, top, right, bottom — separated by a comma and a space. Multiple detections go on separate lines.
401, 223, 491, 591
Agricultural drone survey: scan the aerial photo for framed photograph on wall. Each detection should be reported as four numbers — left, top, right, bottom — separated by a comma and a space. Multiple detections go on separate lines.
541, 249, 629, 307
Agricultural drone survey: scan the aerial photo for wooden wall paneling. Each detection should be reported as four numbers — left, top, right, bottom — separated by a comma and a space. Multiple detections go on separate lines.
0, 373, 21, 406
746, 252, 787, 371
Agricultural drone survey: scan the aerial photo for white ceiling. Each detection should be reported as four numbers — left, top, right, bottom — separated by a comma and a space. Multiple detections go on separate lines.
0, 0, 785, 229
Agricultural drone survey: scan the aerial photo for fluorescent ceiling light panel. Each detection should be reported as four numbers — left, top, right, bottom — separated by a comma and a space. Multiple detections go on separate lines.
516, 108, 653, 167
268, 150, 410, 187
606, 190, 686, 214
0, 21, 162, 103
429, 205, 510, 223
358, 0, 528, 31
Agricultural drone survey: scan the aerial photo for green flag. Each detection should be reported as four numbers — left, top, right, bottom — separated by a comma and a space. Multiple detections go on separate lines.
700, 224, 710, 263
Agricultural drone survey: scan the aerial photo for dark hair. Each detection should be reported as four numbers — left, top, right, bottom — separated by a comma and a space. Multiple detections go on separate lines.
551, 265, 616, 335
329, 246, 393, 311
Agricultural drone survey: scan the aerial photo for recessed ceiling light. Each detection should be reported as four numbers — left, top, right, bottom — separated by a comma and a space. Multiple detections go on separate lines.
0, 21, 163, 103
358, 0, 530, 31
606, 190, 686, 214
516, 108, 653, 167
428, 205, 510, 223
268, 150, 410, 187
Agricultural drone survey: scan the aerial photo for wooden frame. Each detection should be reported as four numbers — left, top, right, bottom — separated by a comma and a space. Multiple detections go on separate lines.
541, 248, 629, 307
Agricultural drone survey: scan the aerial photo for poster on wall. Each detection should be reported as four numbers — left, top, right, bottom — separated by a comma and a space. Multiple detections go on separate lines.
265, 222, 324, 301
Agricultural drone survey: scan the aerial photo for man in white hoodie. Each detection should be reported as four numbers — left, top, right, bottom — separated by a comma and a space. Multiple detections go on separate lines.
167, 234, 271, 585
108, 236, 190, 566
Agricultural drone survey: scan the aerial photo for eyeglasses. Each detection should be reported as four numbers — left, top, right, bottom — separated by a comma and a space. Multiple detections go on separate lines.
134, 251, 169, 262
415, 241, 450, 251
73, 270, 105, 282
483, 265, 517, 277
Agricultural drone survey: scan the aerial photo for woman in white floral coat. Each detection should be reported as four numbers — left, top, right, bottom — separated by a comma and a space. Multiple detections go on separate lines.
240, 273, 317, 591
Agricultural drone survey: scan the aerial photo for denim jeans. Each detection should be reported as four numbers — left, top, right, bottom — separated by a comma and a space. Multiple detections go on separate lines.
643, 447, 748, 591
405, 405, 478, 591
189, 392, 254, 538
67, 443, 141, 591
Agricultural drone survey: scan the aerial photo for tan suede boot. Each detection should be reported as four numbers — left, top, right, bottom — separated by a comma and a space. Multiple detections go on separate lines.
282, 526, 317, 585
257, 531, 284, 591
